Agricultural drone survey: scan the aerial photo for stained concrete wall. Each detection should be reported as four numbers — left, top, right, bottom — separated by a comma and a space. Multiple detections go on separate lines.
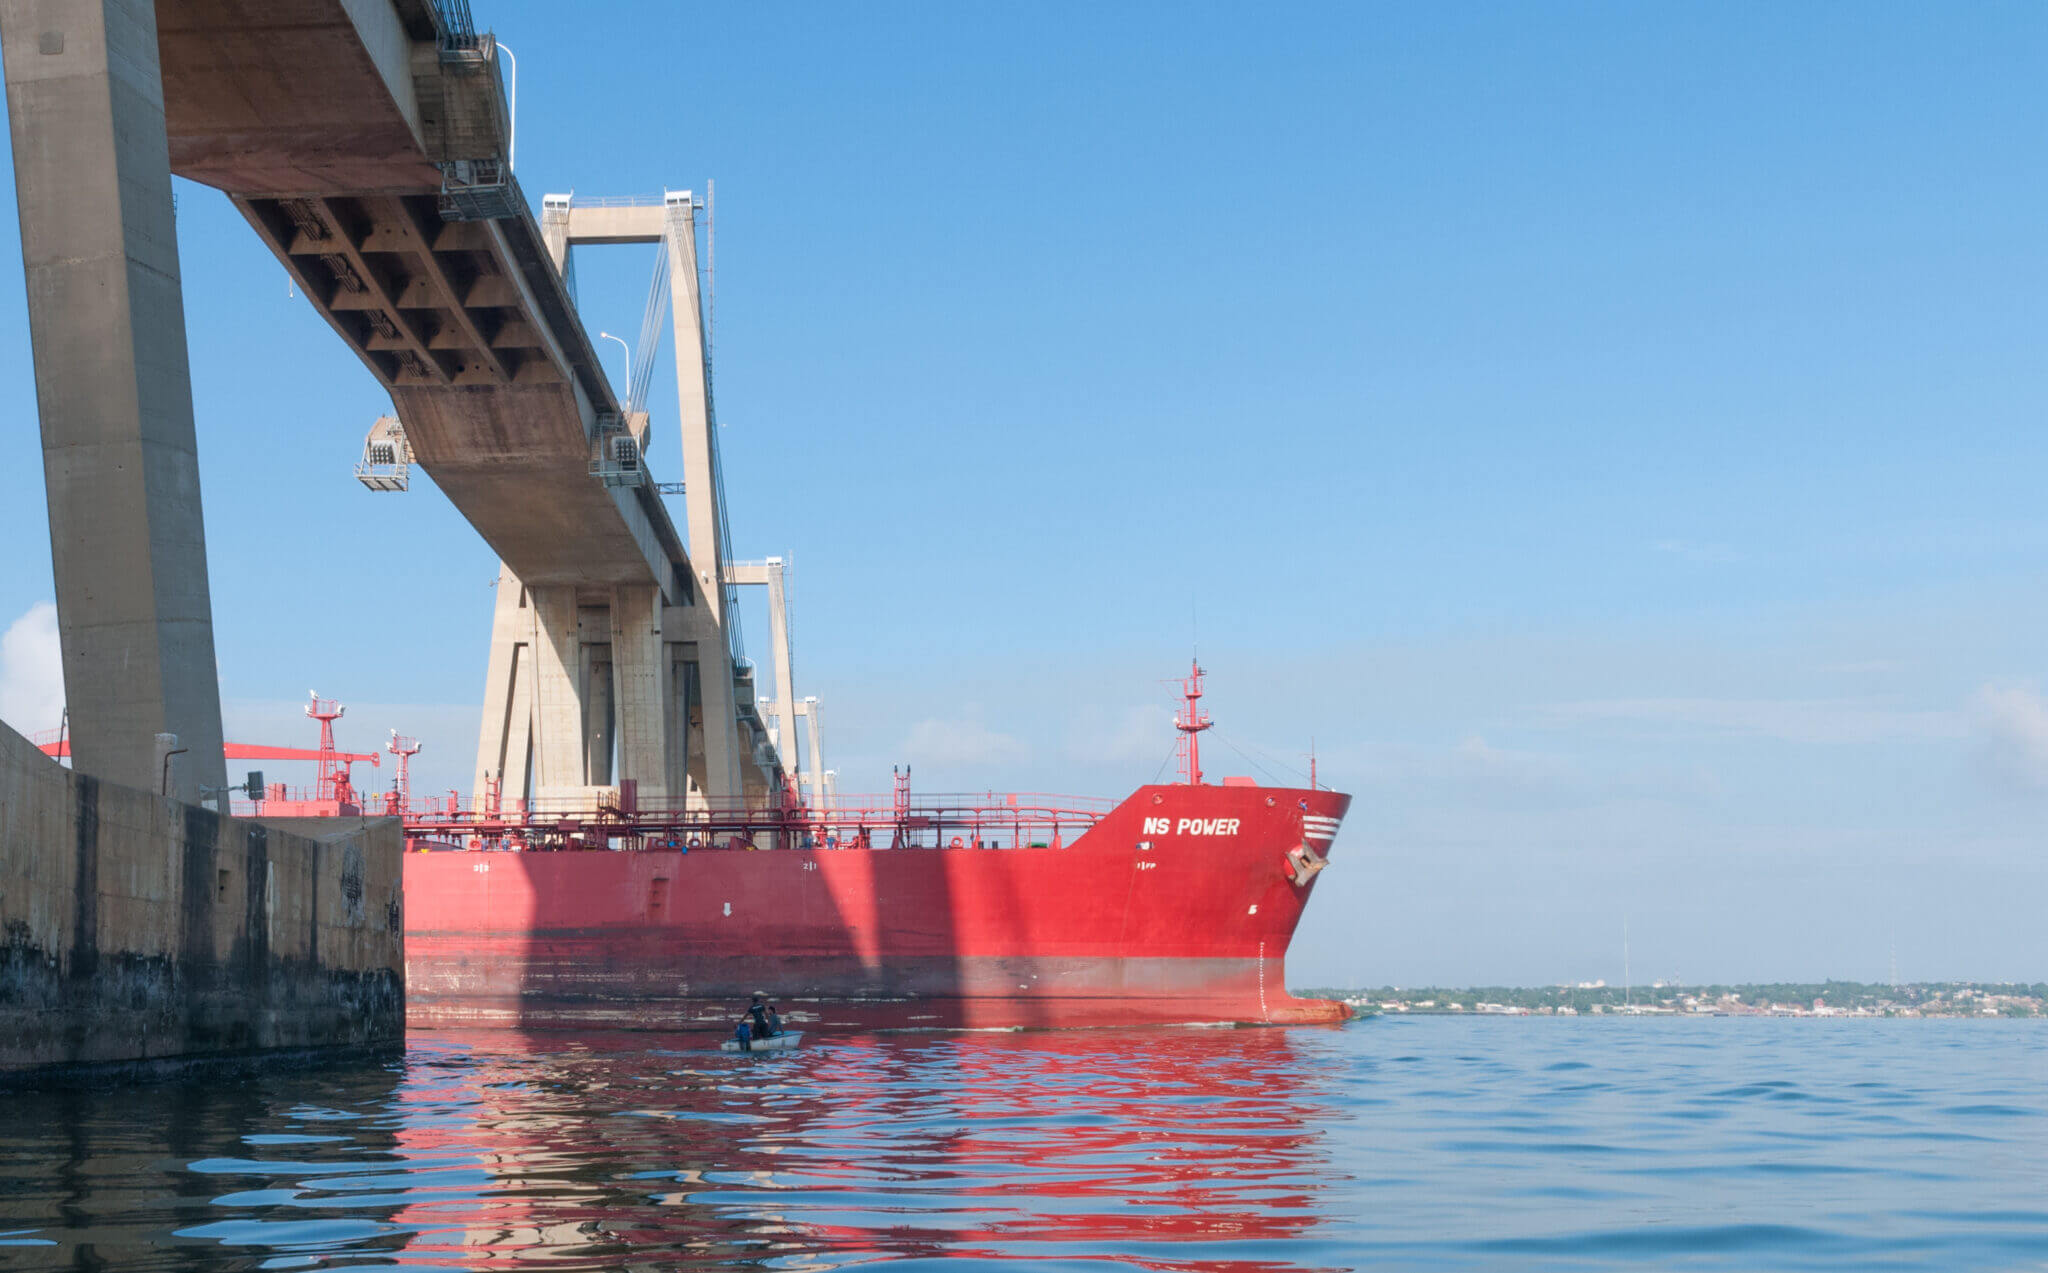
0, 721, 403, 1073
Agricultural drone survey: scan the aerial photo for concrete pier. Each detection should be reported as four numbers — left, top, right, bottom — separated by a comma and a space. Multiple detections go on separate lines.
0, 0, 406, 1076
0, 722, 403, 1075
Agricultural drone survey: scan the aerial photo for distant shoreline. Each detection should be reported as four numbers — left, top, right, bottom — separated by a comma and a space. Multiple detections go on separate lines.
1298, 981, 2044, 1019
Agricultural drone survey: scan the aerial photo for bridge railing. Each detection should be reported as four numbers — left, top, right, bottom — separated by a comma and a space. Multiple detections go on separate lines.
562, 194, 668, 208
432, 0, 481, 50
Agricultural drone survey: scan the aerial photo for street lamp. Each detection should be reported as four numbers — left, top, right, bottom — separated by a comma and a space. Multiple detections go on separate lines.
495, 41, 517, 170
598, 331, 631, 404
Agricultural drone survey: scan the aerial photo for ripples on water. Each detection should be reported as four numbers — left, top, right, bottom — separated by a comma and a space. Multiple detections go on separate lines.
0, 1019, 2044, 1270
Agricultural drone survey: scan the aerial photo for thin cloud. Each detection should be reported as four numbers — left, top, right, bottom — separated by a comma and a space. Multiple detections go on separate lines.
1969, 682, 2048, 791
1822, 659, 1905, 676
1064, 703, 1173, 770
902, 715, 1028, 768
1650, 539, 1740, 564
1536, 697, 1962, 745
0, 601, 62, 739
1448, 735, 1578, 789
1317, 735, 1716, 809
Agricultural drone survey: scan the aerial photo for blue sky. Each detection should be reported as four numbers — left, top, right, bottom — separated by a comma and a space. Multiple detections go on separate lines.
1, 2, 2045, 986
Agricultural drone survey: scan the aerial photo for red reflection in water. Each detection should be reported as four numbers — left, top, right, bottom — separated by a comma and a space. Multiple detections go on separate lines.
377, 1027, 1343, 1270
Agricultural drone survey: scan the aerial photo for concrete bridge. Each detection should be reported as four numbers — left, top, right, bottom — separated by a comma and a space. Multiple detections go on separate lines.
2, 0, 789, 810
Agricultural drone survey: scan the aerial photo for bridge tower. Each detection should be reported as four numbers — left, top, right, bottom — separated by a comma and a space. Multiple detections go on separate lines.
472, 189, 790, 814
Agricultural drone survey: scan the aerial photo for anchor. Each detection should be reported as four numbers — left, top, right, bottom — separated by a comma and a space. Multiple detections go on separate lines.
1283, 842, 1327, 887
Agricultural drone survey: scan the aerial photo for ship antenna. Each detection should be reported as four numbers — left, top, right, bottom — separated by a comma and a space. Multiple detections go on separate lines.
1173, 659, 1212, 785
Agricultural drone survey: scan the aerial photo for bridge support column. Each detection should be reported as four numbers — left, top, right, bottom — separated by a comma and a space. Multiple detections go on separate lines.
692, 633, 745, 810
480, 576, 685, 810
668, 642, 698, 804
611, 584, 668, 803
662, 193, 760, 807
661, 189, 748, 807
664, 603, 742, 810
764, 559, 797, 774
577, 606, 613, 786
528, 584, 585, 800
664, 194, 724, 606
1, 0, 226, 800
799, 697, 826, 805
474, 563, 534, 807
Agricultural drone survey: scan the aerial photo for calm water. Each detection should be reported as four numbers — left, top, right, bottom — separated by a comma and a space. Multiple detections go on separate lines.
1, 1018, 2045, 1270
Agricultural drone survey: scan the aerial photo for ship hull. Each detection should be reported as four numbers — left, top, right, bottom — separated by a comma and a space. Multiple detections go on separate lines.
403, 783, 1349, 1031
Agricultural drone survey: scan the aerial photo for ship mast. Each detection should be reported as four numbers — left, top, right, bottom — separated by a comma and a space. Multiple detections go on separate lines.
307, 692, 347, 803
1174, 660, 1212, 785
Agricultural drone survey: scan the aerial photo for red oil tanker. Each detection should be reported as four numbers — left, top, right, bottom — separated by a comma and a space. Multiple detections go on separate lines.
403, 778, 1346, 1031
41, 667, 1347, 1031
403, 664, 1346, 1031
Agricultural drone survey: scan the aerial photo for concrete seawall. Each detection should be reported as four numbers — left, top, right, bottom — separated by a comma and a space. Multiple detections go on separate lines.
0, 723, 403, 1074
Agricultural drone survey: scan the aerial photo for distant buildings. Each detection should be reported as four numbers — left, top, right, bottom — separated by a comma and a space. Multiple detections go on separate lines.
1319, 982, 2046, 1019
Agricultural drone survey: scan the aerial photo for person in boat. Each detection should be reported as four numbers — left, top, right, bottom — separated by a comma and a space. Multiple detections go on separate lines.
766, 1004, 783, 1037
732, 1019, 752, 1052
748, 994, 771, 1039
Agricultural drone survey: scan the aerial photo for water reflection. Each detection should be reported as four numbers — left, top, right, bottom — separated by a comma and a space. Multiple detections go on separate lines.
0, 1027, 1345, 1270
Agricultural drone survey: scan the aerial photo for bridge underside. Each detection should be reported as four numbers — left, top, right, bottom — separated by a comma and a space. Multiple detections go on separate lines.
235, 191, 675, 588
157, 0, 446, 195
1, 0, 787, 805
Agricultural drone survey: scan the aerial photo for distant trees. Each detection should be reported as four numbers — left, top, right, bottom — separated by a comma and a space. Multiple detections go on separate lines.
1295, 979, 2048, 1016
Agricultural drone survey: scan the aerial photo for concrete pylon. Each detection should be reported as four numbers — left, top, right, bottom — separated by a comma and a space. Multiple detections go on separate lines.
540, 193, 570, 271
664, 600, 741, 808
799, 696, 825, 805
527, 583, 584, 801
610, 583, 668, 802
479, 562, 767, 812
480, 561, 765, 812
476, 568, 679, 808
764, 559, 796, 778
476, 190, 766, 811
726, 556, 799, 795
0, 0, 226, 801
472, 564, 534, 805
660, 191, 745, 807
660, 194, 722, 603
577, 602, 613, 785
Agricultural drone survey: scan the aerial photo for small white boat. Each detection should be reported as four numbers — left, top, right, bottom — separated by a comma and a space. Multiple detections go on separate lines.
722, 1030, 803, 1053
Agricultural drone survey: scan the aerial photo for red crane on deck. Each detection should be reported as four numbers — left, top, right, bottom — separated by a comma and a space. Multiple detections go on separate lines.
35, 691, 381, 812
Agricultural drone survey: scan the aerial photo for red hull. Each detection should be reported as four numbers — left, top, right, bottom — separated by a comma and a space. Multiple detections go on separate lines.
404, 783, 1349, 1031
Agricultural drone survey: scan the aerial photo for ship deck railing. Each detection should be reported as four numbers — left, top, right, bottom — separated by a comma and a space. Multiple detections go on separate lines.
259, 790, 1121, 852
